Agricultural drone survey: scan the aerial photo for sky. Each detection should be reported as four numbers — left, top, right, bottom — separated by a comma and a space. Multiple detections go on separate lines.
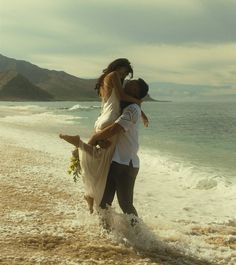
0, 0, 236, 100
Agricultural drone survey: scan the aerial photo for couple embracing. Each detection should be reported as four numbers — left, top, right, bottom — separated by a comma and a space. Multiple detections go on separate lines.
60, 58, 149, 228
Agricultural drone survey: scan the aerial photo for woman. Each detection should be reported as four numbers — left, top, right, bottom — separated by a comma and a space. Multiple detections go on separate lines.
60, 58, 148, 213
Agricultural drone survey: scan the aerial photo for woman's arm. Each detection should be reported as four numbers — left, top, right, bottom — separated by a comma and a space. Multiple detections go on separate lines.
141, 110, 149, 127
107, 71, 141, 105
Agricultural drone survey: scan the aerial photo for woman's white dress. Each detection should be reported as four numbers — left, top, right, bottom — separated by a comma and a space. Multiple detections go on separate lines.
78, 86, 120, 207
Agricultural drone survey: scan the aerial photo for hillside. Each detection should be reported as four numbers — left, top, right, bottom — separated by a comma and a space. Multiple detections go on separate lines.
0, 54, 96, 100
0, 72, 53, 101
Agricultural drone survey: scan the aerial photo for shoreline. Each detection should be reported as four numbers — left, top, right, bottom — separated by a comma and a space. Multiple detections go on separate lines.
0, 98, 163, 102
0, 142, 215, 265
0, 127, 152, 265
0, 109, 235, 264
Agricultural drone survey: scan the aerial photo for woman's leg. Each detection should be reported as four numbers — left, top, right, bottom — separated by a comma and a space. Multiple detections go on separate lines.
59, 134, 97, 156
59, 134, 81, 147
60, 134, 97, 213
84, 195, 94, 214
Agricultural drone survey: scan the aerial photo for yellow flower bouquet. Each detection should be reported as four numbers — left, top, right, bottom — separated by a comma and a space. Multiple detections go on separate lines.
68, 148, 81, 182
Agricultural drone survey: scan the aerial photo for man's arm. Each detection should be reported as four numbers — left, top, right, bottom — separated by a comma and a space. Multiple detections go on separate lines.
88, 122, 124, 146
89, 104, 139, 146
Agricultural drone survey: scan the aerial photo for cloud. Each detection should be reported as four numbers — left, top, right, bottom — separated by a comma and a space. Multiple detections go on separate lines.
1, 0, 236, 48
123, 43, 236, 86
56, 0, 236, 44
0, 0, 236, 97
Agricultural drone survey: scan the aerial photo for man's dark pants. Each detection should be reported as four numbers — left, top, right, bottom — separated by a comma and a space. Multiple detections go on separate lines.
100, 161, 139, 216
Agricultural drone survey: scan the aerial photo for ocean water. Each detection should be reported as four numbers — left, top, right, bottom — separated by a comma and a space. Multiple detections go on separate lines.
0, 100, 236, 264
2, 100, 235, 181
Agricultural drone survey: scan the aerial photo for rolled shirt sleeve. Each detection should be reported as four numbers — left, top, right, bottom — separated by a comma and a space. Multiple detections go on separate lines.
115, 104, 139, 132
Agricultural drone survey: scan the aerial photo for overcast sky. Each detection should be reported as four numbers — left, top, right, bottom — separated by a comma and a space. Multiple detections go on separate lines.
0, 0, 236, 98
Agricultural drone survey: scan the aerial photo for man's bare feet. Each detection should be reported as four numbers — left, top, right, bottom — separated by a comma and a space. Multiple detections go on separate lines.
59, 134, 81, 147
84, 195, 94, 214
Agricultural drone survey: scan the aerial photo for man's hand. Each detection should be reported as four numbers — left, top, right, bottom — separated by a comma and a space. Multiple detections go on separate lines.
88, 123, 124, 146
97, 140, 112, 149
88, 134, 97, 146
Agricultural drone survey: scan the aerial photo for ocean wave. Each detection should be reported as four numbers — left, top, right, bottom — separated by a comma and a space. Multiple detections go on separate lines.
140, 148, 235, 190
99, 207, 236, 265
0, 104, 47, 111
0, 112, 82, 125
68, 104, 100, 111
136, 148, 236, 225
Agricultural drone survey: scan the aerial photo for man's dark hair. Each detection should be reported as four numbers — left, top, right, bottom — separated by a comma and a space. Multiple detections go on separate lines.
136, 78, 149, 99
120, 78, 149, 111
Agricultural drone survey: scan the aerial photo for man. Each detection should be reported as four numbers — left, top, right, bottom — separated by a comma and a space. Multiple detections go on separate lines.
88, 78, 149, 220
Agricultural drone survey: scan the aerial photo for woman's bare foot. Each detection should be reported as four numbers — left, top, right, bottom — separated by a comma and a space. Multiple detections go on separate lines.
59, 134, 80, 147
84, 195, 94, 214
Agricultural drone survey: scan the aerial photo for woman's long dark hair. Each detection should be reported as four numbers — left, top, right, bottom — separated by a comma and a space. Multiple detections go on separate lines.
95, 58, 133, 96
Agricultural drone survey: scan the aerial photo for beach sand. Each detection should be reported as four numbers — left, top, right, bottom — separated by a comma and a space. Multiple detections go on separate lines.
0, 110, 234, 265
0, 138, 148, 265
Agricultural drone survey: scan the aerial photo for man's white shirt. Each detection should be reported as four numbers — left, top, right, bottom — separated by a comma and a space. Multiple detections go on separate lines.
112, 103, 141, 168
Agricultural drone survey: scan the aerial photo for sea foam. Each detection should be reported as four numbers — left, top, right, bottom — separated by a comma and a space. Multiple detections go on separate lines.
68, 104, 100, 111
136, 149, 236, 224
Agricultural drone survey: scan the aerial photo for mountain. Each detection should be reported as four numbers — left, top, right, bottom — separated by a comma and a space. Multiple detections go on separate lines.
0, 71, 53, 101
0, 54, 96, 101
0, 54, 156, 101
